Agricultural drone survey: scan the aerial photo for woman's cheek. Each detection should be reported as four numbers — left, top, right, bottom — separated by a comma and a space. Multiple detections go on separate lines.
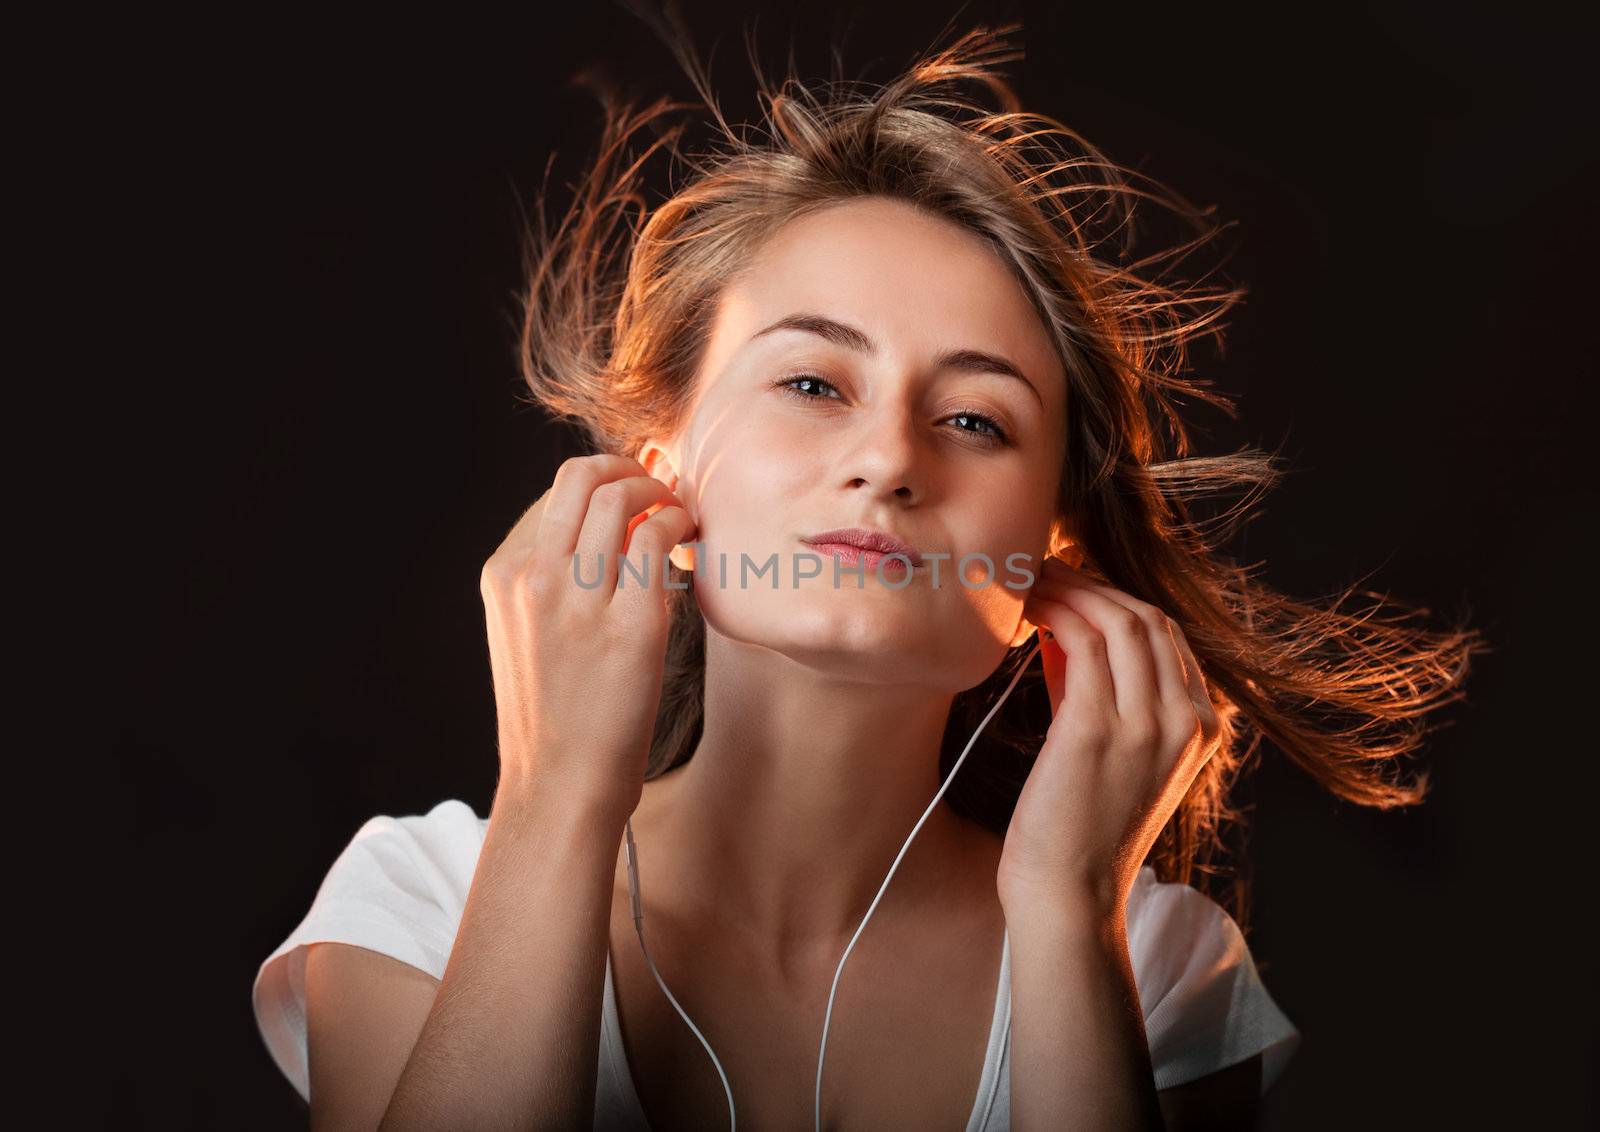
964, 570, 1026, 641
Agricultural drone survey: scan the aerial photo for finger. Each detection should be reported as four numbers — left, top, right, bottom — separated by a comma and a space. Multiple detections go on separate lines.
626, 496, 694, 553
1023, 593, 1117, 727
537, 454, 652, 559
612, 504, 698, 609
1033, 574, 1191, 729
1032, 579, 1158, 726
573, 475, 690, 596
1165, 617, 1220, 739
1039, 629, 1066, 716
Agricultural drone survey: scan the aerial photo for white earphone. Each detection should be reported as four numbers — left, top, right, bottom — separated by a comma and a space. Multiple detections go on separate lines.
622, 633, 1047, 1131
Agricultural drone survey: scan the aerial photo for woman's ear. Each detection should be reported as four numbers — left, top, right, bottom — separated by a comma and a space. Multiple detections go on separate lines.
638, 439, 696, 571
638, 440, 679, 492
1047, 518, 1086, 571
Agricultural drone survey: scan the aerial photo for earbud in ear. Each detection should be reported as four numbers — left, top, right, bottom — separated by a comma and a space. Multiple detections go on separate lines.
1055, 540, 1086, 571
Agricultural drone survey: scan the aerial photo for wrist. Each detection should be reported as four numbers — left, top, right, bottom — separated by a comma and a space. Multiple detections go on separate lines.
998, 873, 1124, 934
493, 767, 638, 840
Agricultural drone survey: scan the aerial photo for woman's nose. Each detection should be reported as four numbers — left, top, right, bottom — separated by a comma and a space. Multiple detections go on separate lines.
839, 399, 924, 502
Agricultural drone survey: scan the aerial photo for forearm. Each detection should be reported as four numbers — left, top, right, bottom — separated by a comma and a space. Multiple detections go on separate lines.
1002, 891, 1165, 1132
380, 779, 629, 1131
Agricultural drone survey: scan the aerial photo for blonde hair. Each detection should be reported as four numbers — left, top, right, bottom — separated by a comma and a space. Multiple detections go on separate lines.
513, 17, 1489, 928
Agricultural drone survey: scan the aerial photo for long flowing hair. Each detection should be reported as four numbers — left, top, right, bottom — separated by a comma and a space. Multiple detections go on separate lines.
511, 14, 1489, 929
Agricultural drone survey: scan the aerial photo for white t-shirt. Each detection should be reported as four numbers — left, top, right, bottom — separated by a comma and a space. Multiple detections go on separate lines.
253, 799, 1301, 1129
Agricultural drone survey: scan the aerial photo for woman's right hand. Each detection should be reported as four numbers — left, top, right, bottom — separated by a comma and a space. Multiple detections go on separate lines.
480, 453, 697, 821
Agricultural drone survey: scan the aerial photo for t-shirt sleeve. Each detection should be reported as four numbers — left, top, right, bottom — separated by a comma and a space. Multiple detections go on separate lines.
1127, 868, 1302, 1094
250, 798, 486, 1103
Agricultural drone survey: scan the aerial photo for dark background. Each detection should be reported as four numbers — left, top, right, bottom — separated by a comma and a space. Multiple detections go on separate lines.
103, 1, 1592, 1126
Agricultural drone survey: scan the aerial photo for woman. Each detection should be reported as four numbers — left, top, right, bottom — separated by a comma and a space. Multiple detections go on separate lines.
252, 21, 1485, 1130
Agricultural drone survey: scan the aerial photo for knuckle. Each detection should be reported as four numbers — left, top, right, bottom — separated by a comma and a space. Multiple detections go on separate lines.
1123, 715, 1160, 749
590, 480, 628, 512
1113, 607, 1143, 635
634, 506, 686, 546
557, 454, 608, 496
1165, 703, 1202, 741
552, 457, 583, 490
629, 527, 671, 559
517, 566, 550, 600
1055, 615, 1089, 640
1063, 709, 1112, 744
480, 555, 516, 594
1124, 596, 1160, 623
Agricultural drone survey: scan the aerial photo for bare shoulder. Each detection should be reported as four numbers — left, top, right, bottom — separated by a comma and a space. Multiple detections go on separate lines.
303, 942, 441, 1129
1156, 1052, 1262, 1130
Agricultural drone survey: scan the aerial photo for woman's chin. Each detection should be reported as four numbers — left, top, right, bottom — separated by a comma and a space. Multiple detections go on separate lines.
702, 595, 1009, 683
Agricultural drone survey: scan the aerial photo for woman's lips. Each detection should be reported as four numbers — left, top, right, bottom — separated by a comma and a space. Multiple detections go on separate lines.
801, 541, 917, 575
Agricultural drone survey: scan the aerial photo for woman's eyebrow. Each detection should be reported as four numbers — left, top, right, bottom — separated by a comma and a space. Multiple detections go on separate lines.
749, 312, 1043, 409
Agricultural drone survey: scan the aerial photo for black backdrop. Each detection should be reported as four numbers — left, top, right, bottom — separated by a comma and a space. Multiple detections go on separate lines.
106, 2, 1594, 1126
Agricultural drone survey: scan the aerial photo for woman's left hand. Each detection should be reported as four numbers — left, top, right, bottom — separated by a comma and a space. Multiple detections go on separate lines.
997, 555, 1224, 919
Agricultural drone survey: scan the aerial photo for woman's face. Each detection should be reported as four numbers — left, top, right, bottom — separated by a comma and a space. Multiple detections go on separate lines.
652, 195, 1069, 691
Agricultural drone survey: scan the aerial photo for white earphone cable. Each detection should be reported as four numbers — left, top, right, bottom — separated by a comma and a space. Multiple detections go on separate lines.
625, 636, 1046, 1132
624, 823, 736, 1129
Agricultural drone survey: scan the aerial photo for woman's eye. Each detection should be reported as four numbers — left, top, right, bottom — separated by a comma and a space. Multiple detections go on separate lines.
776, 374, 842, 400
946, 412, 1009, 444
773, 375, 1011, 446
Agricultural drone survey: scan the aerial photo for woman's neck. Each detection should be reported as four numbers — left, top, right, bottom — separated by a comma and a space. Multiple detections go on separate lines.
627, 631, 1000, 974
